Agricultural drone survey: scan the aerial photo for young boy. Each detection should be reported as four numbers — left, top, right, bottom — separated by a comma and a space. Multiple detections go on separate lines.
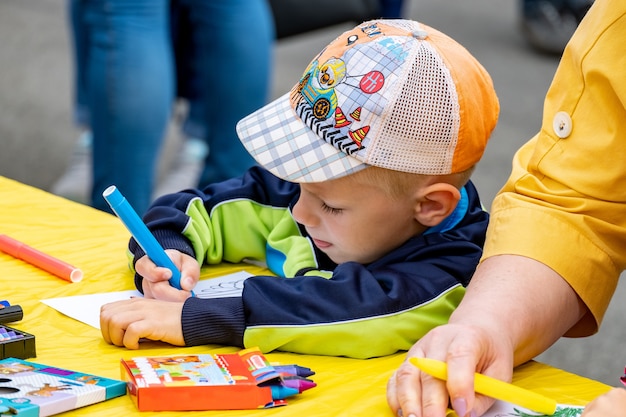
100, 18, 499, 359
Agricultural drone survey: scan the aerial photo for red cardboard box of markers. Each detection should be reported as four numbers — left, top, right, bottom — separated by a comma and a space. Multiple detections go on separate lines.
120, 347, 314, 411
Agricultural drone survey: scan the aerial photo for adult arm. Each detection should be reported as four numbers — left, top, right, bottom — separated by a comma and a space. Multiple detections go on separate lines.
389, 1, 626, 415
387, 255, 585, 417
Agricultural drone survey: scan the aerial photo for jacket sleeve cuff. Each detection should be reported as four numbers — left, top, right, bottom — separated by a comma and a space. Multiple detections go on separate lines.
181, 296, 246, 347
129, 229, 195, 261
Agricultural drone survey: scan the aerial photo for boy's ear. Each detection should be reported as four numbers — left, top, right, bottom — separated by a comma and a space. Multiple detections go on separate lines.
414, 183, 462, 227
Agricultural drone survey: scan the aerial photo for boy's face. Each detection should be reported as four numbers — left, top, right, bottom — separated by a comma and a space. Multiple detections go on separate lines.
292, 175, 424, 265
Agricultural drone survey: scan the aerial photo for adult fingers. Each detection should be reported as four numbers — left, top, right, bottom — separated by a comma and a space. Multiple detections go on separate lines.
444, 326, 511, 416
391, 329, 453, 417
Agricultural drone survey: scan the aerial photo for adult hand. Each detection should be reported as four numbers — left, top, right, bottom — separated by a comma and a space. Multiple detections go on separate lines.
387, 255, 585, 417
100, 297, 185, 349
135, 249, 200, 302
387, 322, 513, 417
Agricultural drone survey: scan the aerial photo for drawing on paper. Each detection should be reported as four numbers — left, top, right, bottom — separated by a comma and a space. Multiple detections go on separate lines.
493, 406, 583, 417
484, 400, 584, 417
196, 277, 246, 298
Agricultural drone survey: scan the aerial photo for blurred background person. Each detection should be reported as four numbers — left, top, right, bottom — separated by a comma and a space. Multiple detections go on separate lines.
59, 0, 175, 215
379, 0, 405, 18
169, 0, 273, 189
520, 0, 593, 54
55, 0, 274, 215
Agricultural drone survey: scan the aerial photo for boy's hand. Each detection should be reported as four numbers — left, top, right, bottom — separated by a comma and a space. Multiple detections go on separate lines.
100, 297, 185, 349
135, 250, 200, 302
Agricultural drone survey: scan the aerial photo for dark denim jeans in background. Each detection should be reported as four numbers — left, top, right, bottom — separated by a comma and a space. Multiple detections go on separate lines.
68, 0, 273, 214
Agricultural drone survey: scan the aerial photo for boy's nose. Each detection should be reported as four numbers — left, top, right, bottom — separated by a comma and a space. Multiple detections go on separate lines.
292, 196, 316, 227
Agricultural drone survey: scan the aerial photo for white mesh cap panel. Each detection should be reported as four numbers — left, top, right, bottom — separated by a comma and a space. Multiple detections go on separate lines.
369, 41, 460, 175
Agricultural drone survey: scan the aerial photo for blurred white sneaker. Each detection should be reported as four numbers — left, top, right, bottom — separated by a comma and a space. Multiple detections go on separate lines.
153, 137, 208, 198
50, 131, 92, 204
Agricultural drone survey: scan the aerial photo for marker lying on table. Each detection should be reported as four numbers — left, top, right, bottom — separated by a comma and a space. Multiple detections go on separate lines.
0, 304, 24, 324
410, 357, 558, 416
102, 186, 190, 294
0, 234, 83, 283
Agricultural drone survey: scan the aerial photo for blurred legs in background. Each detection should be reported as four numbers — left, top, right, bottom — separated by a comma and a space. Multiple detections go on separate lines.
520, 0, 593, 54
58, 0, 174, 215
171, 0, 273, 188
56, 0, 273, 214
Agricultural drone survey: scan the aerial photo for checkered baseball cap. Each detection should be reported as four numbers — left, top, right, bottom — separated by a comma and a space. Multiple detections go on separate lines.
236, 19, 499, 182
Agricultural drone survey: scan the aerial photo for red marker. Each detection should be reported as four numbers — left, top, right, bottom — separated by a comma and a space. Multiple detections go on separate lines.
0, 234, 83, 282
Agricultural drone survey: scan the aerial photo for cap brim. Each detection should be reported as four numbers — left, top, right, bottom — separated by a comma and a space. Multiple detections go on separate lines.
236, 92, 366, 183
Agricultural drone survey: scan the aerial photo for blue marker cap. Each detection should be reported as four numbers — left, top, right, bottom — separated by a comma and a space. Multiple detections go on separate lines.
102, 186, 185, 292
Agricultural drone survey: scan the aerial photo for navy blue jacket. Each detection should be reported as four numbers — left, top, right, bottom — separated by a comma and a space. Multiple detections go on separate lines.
130, 166, 488, 358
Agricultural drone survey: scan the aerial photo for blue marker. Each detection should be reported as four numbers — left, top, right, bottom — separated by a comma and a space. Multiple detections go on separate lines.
102, 186, 188, 293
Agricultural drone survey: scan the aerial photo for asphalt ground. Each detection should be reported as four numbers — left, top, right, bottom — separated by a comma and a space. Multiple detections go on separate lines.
1, 0, 624, 387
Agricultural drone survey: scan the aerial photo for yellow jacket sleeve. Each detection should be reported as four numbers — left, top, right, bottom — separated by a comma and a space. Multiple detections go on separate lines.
483, 0, 626, 337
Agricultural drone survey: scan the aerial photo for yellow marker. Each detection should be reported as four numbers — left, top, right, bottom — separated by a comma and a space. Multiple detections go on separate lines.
410, 357, 558, 416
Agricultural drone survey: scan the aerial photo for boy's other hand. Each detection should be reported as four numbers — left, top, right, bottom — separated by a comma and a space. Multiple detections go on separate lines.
135, 250, 200, 302
100, 297, 185, 349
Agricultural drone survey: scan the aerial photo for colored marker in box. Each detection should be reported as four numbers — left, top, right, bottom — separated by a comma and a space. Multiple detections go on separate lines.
0, 325, 36, 360
281, 376, 317, 393
272, 364, 315, 378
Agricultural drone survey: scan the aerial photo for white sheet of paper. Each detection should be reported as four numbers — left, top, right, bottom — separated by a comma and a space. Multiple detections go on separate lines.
41, 270, 252, 329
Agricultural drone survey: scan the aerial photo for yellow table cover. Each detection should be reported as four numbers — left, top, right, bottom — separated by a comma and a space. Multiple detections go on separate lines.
0, 176, 611, 416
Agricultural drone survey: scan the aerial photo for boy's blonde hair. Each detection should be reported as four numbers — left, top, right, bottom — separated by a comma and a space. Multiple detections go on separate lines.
348, 165, 475, 200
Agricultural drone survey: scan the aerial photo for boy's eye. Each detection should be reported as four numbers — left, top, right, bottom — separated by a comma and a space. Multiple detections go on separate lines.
321, 202, 343, 215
